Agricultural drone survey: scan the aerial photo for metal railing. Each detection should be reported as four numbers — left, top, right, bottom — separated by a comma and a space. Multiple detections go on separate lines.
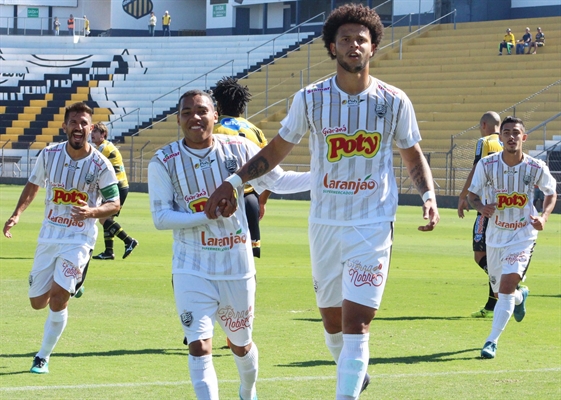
246, 12, 325, 72
0, 16, 89, 37
150, 60, 235, 121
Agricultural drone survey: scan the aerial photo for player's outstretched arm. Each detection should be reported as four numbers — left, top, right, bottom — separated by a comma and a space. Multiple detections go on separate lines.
3, 182, 40, 238
205, 135, 295, 219
399, 144, 440, 231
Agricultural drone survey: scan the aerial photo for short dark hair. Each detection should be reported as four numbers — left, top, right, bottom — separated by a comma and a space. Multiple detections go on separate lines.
93, 122, 108, 139
213, 76, 251, 117
64, 102, 93, 123
322, 3, 384, 60
178, 90, 214, 110
500, 116, 525, 132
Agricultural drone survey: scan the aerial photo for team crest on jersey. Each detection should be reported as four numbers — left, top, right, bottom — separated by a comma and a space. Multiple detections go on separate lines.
85, 173, 95, 185
224, 156, 238, 173
523, 175, 532, 185
375, 104, 387, 118
180, 311, 193, 327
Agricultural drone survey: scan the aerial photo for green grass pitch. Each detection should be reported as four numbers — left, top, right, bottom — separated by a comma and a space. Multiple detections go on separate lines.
0, 185, 559, 399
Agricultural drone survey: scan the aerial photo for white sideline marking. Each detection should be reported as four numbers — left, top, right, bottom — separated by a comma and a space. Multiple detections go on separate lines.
2, 368, 560, 392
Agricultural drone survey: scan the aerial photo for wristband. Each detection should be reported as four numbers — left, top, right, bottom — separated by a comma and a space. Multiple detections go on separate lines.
422, 190, 435, 203
224, 173, 243, 189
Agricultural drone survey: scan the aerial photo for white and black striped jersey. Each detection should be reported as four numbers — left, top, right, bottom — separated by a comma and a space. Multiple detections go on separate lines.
148, 135, 308, 280
279, 76, 421, 226
469, 152, 556, 246
29, 142, 118, 247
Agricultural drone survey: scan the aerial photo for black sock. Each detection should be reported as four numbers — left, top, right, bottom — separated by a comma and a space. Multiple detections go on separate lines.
478, 256, 496, 311
104, 220, 131, 245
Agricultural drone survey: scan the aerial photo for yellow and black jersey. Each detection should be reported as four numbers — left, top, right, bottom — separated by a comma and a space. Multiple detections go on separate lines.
214, 115, 267, 149
97, 140, 129, 188
473, 133, 502, 164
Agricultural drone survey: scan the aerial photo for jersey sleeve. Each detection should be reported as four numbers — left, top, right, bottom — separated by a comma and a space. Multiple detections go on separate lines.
148, 158, 212, 230
536, 163, 557, 196
393, 93, 422, 149
468, 160, 485, 197
278, 90, 308, 145
28, 149, 47, 188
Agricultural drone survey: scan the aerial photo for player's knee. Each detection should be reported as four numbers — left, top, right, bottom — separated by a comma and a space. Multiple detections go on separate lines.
338, 358, 367, 397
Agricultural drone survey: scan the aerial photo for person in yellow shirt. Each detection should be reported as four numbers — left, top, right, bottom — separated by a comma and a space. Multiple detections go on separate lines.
91, 123, 138, 260
212, 77, 269, 258
162, 10, 171, 37
498, 28, 515, 55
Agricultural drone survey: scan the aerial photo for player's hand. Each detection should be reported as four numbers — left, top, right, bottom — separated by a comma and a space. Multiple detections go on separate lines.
457, 196, 470, 218
205, 182, 238, 219
530, 215, 546, 231
478, 203, 496, 219
3, 215, 19, 238
418, 199, 440, 232
71, 199, 91, 221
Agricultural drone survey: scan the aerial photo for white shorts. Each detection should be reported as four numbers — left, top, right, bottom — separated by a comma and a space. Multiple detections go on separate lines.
487, 240, 535, 293
28, 243, 92, 298
173, 273, 256, 347
309, 222, 393, 310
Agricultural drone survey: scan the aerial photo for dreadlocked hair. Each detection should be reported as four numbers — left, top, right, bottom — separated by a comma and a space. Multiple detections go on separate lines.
213, 76, 251, 117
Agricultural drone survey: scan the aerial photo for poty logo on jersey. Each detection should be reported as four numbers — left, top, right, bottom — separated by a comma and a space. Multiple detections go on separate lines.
326, 130, 381, 162
342, 98, 364, 107
201, 229, 247, 251
52, 188, 88, 205
348, 259, 384, 287
162, 151, 180, 163
322, 173, 377, 196
218, 305, 253, 332
496, 192, 528, 210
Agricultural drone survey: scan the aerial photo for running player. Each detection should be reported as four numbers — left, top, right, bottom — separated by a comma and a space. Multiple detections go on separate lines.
468, 116, 557, 359
457, 111, 503, 318
3, 102, 120, 374
148, 90, 308, 399
90, 122, 138, 260
205, 5, 440, 398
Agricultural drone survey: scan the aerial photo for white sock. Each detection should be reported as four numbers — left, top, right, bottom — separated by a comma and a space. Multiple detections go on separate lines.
233, 343, 258, 400
486, 293, 515, 344
36, 309, 68, 361
324, 330, 343, 363
514, 288, 524, 305
189, 354, 219, 400
336, 333, 369, 400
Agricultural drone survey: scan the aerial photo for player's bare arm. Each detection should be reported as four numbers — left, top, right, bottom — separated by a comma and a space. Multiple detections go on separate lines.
70, 198, 120, 221
399, 144, 440, 231
205, 135, 295, 219
3, 182, 40, 238
530, 193, 557, 230
467, 191, 496, 218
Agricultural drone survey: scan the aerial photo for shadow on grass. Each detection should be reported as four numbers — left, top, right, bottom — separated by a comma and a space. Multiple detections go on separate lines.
278, 347, 481, 368
0, 256, 33, 260
294, 316, 469, 323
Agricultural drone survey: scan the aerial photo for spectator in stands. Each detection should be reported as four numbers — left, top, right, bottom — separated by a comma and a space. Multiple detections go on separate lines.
162, 10, 171, 36
83, 15, 90, 36
53, 17, 60, 36
528, 27, 545, 54
90, 122, 138, 261
516, 27, 531, 54
498, 28, 515, 55
67, 14, 74, 36
148, 11, 156, 36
